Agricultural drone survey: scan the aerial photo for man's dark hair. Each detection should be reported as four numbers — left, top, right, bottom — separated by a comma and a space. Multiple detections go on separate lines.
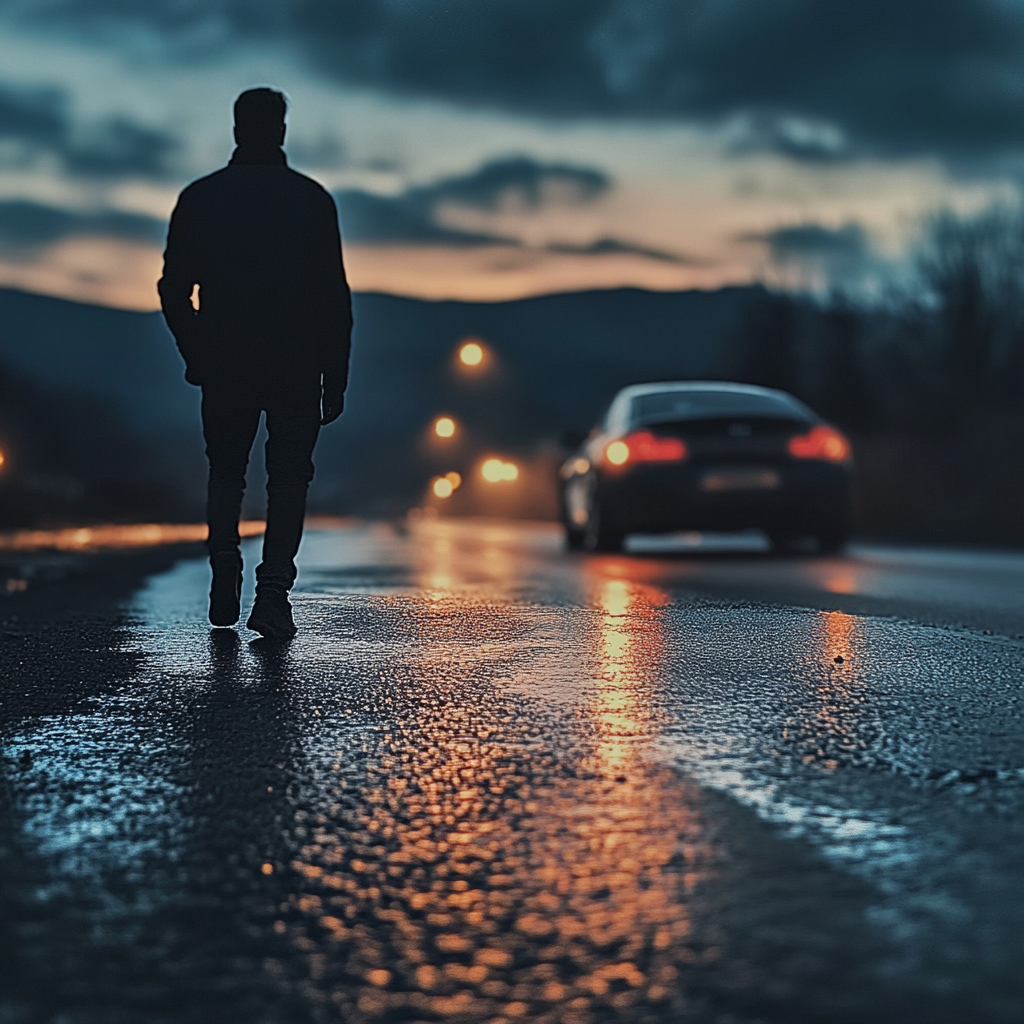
234, 88, 287, 147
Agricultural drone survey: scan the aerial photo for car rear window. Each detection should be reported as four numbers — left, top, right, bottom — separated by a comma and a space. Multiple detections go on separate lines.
630, 390, 808, 425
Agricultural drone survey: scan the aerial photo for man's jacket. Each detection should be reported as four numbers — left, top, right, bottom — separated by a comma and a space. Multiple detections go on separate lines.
158, 148, 352, 397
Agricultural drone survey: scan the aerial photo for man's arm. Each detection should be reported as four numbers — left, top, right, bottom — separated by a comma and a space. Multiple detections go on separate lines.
157, 198, 204, 386
319, 192, 353, 425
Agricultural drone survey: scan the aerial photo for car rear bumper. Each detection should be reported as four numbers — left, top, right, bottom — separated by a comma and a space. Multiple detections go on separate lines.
596, 461, 850, 534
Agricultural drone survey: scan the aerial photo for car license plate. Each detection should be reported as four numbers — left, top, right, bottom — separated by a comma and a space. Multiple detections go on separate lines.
701, 468, 781, 492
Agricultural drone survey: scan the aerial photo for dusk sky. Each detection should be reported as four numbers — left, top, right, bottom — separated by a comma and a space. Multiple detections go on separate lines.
1, 0, 1023, 309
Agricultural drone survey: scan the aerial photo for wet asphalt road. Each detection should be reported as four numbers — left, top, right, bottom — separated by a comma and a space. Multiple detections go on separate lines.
3, 520, 1024, 1024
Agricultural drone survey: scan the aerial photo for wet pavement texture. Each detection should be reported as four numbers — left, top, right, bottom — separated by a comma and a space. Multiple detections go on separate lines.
3, 520, 1024, 1024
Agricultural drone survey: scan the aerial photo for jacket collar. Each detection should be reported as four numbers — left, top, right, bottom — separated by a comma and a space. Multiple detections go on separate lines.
229, 146, 287, 166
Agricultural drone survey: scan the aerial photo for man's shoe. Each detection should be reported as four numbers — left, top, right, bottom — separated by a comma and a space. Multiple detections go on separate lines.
209, 554, 242, 626
246, 586, 297, 639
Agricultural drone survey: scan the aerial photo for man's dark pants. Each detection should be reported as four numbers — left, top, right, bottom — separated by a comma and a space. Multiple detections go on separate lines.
201, 385, 321, 590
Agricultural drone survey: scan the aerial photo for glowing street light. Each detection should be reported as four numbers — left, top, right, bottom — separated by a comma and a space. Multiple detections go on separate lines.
431, 471, 462, 499
433, 415, 456, 438
458, 340, 485, 367
481, 458, 519, 483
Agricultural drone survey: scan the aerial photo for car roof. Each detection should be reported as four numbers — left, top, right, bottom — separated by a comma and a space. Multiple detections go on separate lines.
613, 380, 795, 402
601, 380, 815, 434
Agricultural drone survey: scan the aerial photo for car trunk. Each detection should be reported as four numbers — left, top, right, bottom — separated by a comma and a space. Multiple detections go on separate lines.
639, 415, 810, 463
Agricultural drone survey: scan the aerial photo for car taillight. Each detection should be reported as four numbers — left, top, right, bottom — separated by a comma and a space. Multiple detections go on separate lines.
787, 425, 851, 462
605, 431, 688, 466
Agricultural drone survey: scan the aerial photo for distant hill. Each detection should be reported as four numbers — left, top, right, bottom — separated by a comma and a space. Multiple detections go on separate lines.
0, 285, 762, 522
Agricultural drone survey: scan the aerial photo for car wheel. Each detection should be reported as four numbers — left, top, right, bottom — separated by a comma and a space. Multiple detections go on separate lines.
564, 525, 585, 551
583, 500, 625, 553
815, 513, 849, 553
561, 478, 589, 552
817, 526, 848, 554
767, 532, 796, 554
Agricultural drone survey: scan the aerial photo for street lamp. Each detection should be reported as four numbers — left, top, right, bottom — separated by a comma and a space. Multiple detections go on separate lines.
456, 339, 491, 376
433, 416, 457, 438
431, 471, 462, 499
459, 341, 484, 366
481, 458, 519, 483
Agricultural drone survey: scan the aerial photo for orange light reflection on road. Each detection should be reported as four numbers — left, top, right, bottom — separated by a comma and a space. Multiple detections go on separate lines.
280, 558, 713, 1021
0, 521, 264, 553
589, 577, 671, 774
819, 610, 855, 665
821, 566, 860, 595
791, 610, 866, 771
409, 519, 540, 600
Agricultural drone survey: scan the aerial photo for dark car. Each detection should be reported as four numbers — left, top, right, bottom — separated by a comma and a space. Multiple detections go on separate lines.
560, 381, 852, 553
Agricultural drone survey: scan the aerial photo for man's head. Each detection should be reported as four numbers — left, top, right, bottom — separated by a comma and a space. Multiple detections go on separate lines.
233, 88, 287, 149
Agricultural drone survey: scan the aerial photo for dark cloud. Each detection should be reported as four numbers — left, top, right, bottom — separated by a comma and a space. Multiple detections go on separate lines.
64, 117, 177, 177
724, 113, 851, 163
334, 189, 511, 245
335, 157, 684, 262
747, 222, 883, 291
0, 157, 649, 261
336, 155, 608, 244
758, 224, 870, 265
0, 81, 178, 177
0, 83, 65, 147
287, 134, 347, 169
546, 237, 693, 263
423, 156, 608, 209
18, 0, 1024, 159
0, 199, 166, 252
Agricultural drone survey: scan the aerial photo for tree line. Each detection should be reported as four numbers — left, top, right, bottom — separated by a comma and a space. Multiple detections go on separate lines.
738, 206, 1024, 431
735, 207, 1024, 544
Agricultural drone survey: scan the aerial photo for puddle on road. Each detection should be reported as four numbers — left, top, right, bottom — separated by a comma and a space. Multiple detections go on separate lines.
658, 606, 920, 881
4, 522, 1024, 1021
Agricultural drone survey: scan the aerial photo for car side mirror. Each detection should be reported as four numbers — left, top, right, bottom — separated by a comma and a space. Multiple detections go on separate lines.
560, 427, 589, 449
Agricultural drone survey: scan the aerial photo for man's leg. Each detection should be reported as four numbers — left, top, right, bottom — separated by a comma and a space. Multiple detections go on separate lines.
201, 387, 261, 625
246, 398, 320, 637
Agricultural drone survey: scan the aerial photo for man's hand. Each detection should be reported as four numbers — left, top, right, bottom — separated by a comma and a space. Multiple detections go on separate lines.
183, 358, 206, 387
321, 382, 345, 425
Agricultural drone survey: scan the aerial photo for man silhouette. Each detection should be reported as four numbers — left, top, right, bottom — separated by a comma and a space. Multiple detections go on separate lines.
159, 88, 352, 638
